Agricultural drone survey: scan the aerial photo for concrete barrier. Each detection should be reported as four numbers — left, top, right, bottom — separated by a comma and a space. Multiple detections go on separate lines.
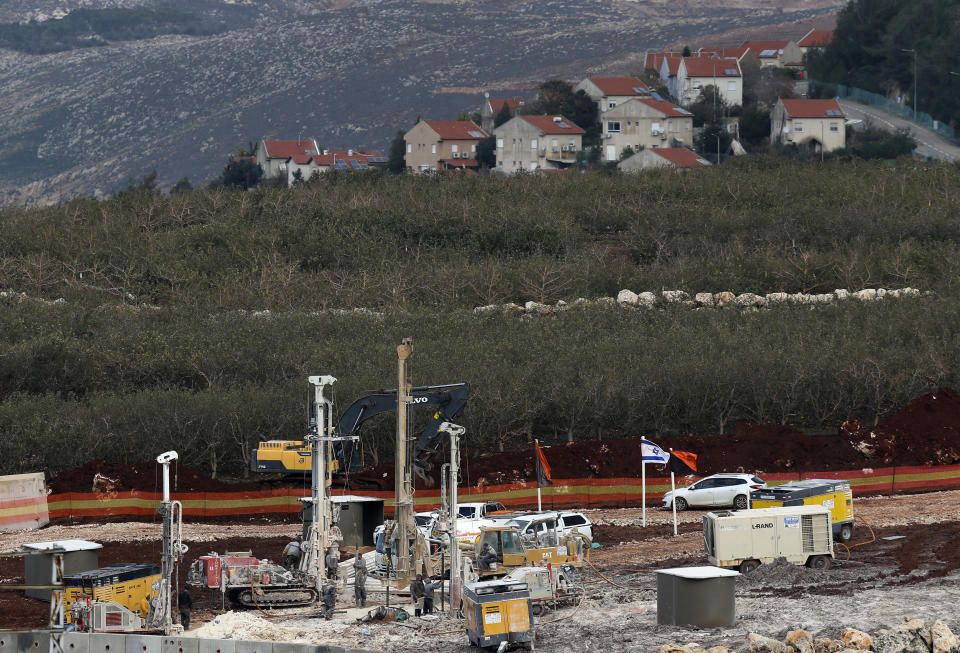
126, 634, 162, 652
197, 640, 236, 653
161, 636, 200, 653
0, 472, 49, 532
62, 632, 91, 653
236, 642, 273, 653
89, 633, 124, 652
18, 631, 46, 650
0, 634, 17, 653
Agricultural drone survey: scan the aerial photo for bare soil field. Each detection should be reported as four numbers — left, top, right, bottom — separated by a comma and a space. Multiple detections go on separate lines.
1, 490, 958, 651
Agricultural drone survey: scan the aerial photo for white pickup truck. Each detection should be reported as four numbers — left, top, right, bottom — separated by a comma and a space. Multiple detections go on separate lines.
429, 501, 510, 544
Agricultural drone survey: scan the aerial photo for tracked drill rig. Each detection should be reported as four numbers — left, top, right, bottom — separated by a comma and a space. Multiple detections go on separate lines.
188, 376, 354, 608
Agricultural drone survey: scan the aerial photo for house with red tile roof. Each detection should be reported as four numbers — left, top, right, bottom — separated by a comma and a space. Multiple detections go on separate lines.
403, 120, 489, 172
282, 149, 388, 185
741, 40, 803, 68
677, 57, 743, 106
573, 76, 651, 113
618, 147, 713, 171
697, 46, 751, 61
493, 115, 585, 173
480, 96, 527, 132
255, 138, 321, 180
771, 98, 846, 152
600, 98, 694, 161
644, 52, 683, 75
797, 29, 833, 55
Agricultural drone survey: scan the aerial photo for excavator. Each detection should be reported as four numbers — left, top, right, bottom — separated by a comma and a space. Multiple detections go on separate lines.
250, 382, 469, 484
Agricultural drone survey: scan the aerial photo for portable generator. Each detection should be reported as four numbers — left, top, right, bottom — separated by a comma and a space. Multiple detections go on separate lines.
463, 578, 534, 650
63, 563, 161, 623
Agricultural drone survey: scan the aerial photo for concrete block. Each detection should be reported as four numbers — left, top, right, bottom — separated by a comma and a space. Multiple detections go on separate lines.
198, 640, 237, 653
236, 641, 274, 653
90, 633, 128, 652
63, 632, 91, 653
274, 645, 317, 653
0, 472, 49, 532
161, 637, 200, 653
0, 632, 16, 653
126, 634, 163, 653
18, 632, 46, 651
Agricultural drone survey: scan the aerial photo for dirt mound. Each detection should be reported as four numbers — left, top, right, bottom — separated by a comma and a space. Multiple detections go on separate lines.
47, 459, 260, 494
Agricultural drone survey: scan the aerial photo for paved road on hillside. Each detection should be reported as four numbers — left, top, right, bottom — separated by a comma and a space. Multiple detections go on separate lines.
838, 99, 960, 162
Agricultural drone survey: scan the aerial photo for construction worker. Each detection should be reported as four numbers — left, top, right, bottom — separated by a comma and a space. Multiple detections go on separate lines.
325, 548, 339, 581
423, 577, 435, 615
353, 551, 367, 608
282, 535, 303, 569
479, 542, 498, 571
321, 581, 336, 620
411, 573, 425, 617
177, 588, 192, 630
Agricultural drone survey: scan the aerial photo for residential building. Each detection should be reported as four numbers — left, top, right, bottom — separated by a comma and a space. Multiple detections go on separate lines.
573, 76, 650, 113
494, 115, 585, 173
600, 98, 694, 161
644, 52, 682, 76
677, 57, 743, 106
741, 40, 803, 69
770, 99, 846, 152
403, 120, 488, 172
659, 56, 685, 99
618, 147, 713, 171
480, 97, 526, 132
255, 138, 320, 180
697, 46, 750, 62
282, 150, 387, 185
797, 29, 833, 56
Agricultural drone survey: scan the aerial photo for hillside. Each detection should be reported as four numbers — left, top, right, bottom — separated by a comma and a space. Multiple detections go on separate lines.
0, 0, 843, 204
2, 161, 960, 476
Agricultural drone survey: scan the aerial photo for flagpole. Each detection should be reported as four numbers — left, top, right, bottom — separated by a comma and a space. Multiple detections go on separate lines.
671, 469, 677, 536
670, 448, 678, 536
536, 439, 542, 512
641, 459, 646, 527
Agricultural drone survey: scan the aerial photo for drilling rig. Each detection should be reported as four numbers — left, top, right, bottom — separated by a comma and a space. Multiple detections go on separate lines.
188, 376, 354, 607
379, 339, 438, 589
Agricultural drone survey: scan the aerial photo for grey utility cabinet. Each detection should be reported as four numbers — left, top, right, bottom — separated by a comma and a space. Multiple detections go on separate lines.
656, 566, 739, 628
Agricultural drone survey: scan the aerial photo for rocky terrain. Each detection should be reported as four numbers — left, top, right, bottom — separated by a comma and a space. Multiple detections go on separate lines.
0, 0, 843, 204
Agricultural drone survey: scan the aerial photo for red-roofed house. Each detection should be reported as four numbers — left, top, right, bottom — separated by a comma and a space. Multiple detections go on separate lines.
255, 138, 321, 179
618, 147, 713, 171
644, 52, 683, 74
493, 115, 585, 173
771, 99, 846, 152
403, 120, 489, 172
676, 57, 743, 106
741, 40, 803, 68
677, 57, 743, 106
480, 97, 527, 132
282, 149, 387, 185
797, 29, 833, 55
573, 77, 650, 113
698, 46, 751, 61
601, 98, 694, 161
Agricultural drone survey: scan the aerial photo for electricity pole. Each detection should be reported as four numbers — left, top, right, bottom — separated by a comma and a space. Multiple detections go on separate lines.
902, 48, 917, 121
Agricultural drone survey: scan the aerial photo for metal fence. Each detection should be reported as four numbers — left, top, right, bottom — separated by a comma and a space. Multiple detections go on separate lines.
810, 80, 957, 142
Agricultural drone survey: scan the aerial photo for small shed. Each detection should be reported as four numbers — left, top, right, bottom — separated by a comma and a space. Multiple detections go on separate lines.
22, 540, 102, 601
299, 496, 384, 548
656, 565, 739, 627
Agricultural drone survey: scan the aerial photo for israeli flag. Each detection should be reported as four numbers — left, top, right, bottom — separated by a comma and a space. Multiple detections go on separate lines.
641, 438, 670, 465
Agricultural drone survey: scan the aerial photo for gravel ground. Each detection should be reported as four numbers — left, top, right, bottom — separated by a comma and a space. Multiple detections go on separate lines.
2, 489, 959, 651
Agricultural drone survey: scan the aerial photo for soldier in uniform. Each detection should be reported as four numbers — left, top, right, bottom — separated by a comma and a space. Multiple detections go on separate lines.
353, 551, 368, 608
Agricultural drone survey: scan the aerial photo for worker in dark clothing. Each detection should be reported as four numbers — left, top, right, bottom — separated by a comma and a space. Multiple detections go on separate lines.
410, 574, 425, 617
325, 549, 339, 581
177, 589, 192, 630
321, 582, 336, 620
353, 551, 367, 608
282, 535, 303, 569
479, 542, 498, 571
423, 577, 435, 615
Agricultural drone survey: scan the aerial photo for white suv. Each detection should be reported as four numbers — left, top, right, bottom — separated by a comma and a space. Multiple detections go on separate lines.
662, 473, 766, 511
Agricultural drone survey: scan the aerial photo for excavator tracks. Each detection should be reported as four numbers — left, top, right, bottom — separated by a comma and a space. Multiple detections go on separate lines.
229, 587, 319, 609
